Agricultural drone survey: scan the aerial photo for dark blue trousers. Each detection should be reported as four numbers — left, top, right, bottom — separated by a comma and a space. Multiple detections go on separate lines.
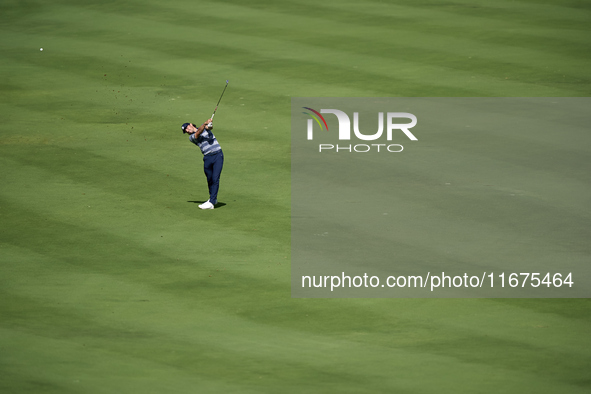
203, 151, 223, 205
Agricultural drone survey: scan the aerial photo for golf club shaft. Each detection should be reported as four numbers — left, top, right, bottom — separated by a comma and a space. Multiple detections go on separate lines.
211, 80, 229, 120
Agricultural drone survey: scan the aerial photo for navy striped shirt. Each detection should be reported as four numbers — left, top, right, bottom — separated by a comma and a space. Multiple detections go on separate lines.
189, 129, 221, 155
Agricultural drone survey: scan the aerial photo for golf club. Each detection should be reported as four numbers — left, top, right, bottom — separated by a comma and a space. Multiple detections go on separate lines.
210, 80, 229, 123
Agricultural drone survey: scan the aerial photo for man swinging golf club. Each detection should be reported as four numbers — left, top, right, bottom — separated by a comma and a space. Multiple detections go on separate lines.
181, 80, 228, 210
181, 119, 223, 210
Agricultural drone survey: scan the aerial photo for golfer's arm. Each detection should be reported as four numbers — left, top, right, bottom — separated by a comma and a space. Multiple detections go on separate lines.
193, 123, 207, 137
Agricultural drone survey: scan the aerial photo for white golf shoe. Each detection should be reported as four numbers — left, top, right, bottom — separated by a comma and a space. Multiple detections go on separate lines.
199, 201, 214, 210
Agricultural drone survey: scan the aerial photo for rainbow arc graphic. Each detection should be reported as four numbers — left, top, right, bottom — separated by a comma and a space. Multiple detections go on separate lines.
302, 107, 329, 131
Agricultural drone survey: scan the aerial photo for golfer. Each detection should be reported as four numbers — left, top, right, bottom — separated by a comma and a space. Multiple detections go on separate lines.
181, 119, 223, 210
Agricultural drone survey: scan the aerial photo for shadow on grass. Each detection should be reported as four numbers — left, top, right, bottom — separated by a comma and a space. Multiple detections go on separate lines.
187, 201, 227, 209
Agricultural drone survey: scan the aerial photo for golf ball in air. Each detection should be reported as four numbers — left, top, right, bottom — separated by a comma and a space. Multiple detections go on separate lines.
40, 48, 43, 51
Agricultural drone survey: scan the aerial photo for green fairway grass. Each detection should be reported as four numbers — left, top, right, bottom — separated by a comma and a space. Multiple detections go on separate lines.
1, 0, 590, 392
